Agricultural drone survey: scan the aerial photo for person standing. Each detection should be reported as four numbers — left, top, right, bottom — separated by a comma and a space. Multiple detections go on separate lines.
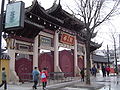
40, 67, 48, 90
106, 66, 110, 77
102, 65, 106, 77
0, 67, 7, 90
80, 68, 85, 82
91, 65, 97, 77
32, 67, 40, 90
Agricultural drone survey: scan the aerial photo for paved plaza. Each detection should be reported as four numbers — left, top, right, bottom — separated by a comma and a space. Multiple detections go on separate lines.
0, 73, 120, 90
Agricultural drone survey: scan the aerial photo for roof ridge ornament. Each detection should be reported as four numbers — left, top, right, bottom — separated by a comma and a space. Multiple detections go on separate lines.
53, 0, 61, 5
32, 0, 37, 5
53, 0, 57, 4
58, 0, 61, 5
38, 1, 41, 5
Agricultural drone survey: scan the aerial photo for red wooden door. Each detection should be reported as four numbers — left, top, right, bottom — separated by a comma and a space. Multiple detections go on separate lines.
38, 52, 54, 73
59, 50, 74, 76
15, 57, 33, 82
78, 55, 84, 69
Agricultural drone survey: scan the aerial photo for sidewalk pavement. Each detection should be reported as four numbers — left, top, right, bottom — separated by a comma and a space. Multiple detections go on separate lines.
0, 74, 105, 90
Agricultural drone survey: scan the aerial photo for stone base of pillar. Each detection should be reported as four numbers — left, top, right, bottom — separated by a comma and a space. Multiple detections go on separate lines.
9, 70, 20, 84
55, 66, 62, 72
54, 66, 65, 79
74, 66, 81, 77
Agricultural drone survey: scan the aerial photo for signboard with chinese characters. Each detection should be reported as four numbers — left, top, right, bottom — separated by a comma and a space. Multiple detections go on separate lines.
5, 1, 25, 29
40, 36, 52, 47
60, 32, 75, 45
77, 44, 85, 55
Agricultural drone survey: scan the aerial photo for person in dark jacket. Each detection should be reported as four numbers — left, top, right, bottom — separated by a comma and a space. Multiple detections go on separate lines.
80, 68, 85, 82
91, 65, 97, 77
32, 67, 40, 90
102, 65, 106, 77
0, 67, 7, 90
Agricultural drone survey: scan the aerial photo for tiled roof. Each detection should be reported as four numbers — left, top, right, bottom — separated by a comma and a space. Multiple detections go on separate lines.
92, 54, 108, 63
1, 54, 10, 60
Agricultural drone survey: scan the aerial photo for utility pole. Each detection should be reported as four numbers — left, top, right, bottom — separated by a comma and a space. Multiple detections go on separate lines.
113, 35, 118, 74
119, 34, 120, 64
0, 0, 5, 60
107, 45, 110, 66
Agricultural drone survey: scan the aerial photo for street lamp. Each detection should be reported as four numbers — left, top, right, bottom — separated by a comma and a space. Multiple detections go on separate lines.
0, 0, 10, 59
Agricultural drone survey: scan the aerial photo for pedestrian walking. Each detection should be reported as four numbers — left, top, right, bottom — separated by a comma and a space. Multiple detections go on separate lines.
106, 66, 110, 77
102, 65, 106, 77
40, 67, 48, 90
80, 68, 85, 82
32, 67, 40, 90
0, 67, 7, 90
91, 65, 97, 77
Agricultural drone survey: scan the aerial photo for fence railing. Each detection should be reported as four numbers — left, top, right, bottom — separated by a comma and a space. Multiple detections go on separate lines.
17, 73, 33, 83
17, 72, 74, 84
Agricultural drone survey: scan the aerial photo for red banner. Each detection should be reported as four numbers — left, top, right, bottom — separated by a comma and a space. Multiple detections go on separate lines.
60, 32, 75, 45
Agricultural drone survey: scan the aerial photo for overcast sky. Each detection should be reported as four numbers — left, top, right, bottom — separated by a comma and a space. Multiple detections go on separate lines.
1, 0, 120, 50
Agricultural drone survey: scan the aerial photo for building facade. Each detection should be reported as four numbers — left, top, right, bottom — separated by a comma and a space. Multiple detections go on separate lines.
4, 0, 101, 82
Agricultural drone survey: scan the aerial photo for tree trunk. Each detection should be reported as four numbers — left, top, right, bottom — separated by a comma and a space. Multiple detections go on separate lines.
85, 30, 91, 85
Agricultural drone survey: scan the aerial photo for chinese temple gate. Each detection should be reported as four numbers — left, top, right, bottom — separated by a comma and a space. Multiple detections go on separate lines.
4, 0, 101, 82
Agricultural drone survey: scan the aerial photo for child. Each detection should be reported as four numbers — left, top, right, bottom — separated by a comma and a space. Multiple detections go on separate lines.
40, 68, 48, 90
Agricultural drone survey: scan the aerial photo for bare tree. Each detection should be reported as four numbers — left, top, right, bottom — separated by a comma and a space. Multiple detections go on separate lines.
66, 0, 120, 84
109, 27, 119, 74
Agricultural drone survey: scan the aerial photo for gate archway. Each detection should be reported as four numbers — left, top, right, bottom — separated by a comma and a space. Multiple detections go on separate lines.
59, 50, 74, 76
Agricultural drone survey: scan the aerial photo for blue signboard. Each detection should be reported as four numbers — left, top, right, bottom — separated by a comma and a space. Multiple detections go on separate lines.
40, 36, 52, 47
